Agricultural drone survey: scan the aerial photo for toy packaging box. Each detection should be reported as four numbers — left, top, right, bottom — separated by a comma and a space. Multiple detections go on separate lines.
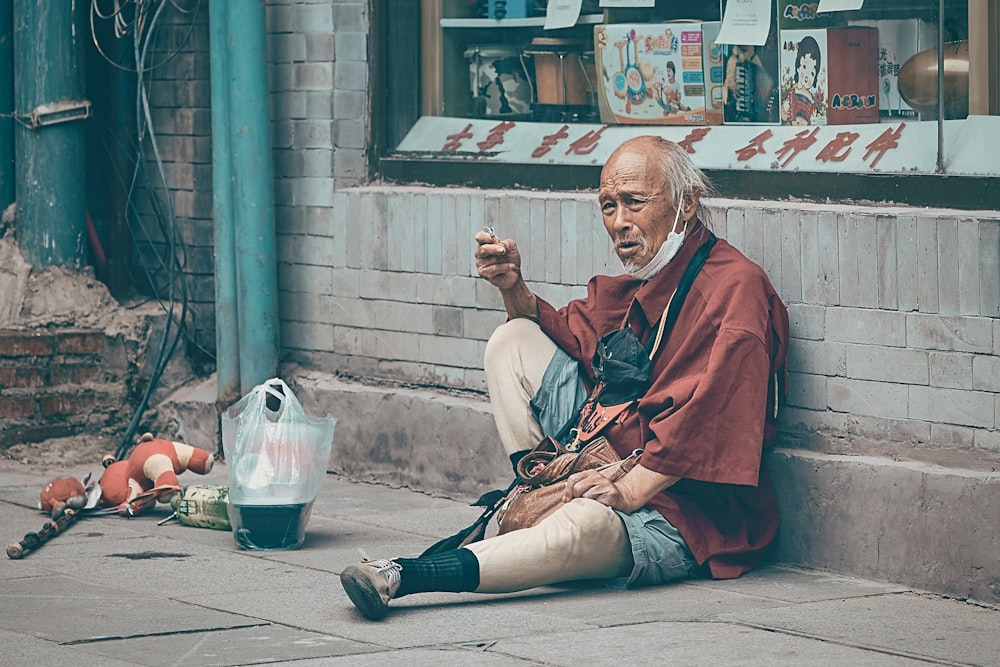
594, 23, 717, 125
779, 28, 828, 126
701, 22, 725, 126
826, 27, 879, 125
721, 30, 781, 124
779, 27, 879, 126
854, 18, 935, 118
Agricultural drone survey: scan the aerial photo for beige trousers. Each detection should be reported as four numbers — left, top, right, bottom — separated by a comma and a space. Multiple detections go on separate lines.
483, 317, 556, 456
477, 318, 633, 593
467, 498, 633, 593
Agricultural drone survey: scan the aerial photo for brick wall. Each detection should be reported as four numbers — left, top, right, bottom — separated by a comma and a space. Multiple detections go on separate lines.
278, 187, 1000, 466
133, 1, 368, 359
269, 0, 369, 195
0, 329, 130, 445
136, 5, 215, 356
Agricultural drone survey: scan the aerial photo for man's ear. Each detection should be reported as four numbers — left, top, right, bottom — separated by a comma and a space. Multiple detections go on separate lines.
683, 193, 700, 222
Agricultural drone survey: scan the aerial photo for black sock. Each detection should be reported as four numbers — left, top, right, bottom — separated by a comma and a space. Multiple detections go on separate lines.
394, 548, 480, 597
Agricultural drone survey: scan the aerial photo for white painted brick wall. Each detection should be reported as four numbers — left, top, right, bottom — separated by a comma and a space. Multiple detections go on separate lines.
277, 185, 1000, 465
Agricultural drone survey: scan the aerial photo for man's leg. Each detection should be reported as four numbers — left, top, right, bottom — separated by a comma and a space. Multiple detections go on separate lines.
485, 318, 587, 461
340, 499, 632, 619
466, 498, 632, 592
483, 318, 556, 457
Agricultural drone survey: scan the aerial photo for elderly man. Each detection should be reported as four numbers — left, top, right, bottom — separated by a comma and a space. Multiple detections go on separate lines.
340, 135, 789, 621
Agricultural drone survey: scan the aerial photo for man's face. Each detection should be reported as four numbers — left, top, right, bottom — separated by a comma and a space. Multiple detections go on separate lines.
599, 145, 679, 271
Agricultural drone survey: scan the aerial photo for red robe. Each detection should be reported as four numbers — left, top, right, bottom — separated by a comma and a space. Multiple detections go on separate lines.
537, 223, 789, 579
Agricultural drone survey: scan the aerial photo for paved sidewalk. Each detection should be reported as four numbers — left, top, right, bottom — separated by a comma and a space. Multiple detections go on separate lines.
1, 461, 997, 666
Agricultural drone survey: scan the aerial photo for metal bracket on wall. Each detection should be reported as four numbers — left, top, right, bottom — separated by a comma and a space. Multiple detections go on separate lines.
17, 100, 92, 129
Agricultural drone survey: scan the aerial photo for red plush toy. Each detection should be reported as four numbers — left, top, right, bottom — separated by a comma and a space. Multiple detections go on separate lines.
98, 433, 215, 515
39, 476, 88, 518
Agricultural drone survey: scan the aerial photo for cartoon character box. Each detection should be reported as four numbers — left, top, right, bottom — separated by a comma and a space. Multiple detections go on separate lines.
780, 27, 879, 126
594, 23, 717, 125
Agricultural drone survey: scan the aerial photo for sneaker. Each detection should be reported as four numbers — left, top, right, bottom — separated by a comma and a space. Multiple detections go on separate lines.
340, 558, 402, 620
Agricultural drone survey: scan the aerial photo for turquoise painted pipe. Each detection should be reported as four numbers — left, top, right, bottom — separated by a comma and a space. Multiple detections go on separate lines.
209, 0, 241, 407
224, 0, 279, 394
12, 0, 87, 266
0, 0, 13, 212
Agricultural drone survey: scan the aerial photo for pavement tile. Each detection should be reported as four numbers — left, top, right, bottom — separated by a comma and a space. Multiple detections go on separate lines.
720, 593, 1000, 666
1, 628, 137, 667
71, 624, 378, 667
183, 585, 595, 650
689, 564, 910, 602
488, 621, 927, 666
471, 579, 794, 625
2, 464, 998, 666
266, 646, 530, 666
0, 575, 257, 644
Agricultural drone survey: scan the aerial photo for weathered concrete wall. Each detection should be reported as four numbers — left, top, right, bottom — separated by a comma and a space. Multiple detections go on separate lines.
278, 187, 1000, 471
769, 450, 1000, 604
157, 364, 1000, 604
264, 186, 1000, 604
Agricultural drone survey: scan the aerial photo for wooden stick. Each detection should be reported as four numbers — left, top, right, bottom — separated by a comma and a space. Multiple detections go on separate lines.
6, 509, 79, 559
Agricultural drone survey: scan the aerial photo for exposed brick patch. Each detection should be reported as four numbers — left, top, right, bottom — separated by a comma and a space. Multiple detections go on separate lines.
0, 395, 37, 419
0, 364, 48, 389
1, 327, 135, 447
50, 362, 105, 385
1, 422, 77, 445
39, 393, 100, 418
56, 331, 104, 355
0, 332, 55, 357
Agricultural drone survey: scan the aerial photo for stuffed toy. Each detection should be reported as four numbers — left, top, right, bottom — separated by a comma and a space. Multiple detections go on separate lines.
98, 433, 215, 515
39, 476, 89, 518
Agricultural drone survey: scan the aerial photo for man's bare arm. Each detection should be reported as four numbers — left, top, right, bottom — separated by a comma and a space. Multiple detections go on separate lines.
475, 229, 538, 320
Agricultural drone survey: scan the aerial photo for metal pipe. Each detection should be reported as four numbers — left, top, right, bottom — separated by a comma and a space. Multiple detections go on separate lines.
937, 0, 945, 173
0, 0, 13, 213
224, 0, 279, 394
208, 0, 241, 409
12, 0, 88, 266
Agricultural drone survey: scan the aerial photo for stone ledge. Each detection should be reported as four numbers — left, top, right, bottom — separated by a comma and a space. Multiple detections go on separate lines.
155, 368, 999, 606
768, 449, 999, 605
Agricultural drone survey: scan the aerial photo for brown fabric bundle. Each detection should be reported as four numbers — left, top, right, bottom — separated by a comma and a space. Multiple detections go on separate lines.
496, 436, 641, 534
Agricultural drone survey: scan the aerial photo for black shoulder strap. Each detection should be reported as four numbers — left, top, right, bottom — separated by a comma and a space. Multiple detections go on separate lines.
645, 231, 717, 355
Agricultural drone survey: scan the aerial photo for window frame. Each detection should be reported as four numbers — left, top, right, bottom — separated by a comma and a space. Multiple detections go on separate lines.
370, 0, 1000, 210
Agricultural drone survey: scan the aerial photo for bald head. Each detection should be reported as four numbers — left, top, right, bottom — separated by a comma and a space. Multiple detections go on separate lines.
603, 136, 711, 215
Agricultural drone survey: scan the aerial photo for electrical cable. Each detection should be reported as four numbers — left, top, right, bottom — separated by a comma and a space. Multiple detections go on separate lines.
90, 0, 198, 72
88, 0, 205, 461
114, 0, 187, 461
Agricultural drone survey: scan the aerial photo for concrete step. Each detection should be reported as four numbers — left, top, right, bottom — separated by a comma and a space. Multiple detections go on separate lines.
153, 365, 1000, 607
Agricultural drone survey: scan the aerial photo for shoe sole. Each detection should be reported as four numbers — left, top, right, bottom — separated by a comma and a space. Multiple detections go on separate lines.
340, 566, 389, 620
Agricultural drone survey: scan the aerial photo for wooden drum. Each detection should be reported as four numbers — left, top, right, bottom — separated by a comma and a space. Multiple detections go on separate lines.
523, 38, 596, 108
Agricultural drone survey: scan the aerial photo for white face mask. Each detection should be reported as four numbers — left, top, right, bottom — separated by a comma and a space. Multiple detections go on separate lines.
623, 203, 688, 281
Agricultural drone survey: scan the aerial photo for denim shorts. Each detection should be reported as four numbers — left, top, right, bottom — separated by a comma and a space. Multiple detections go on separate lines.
530, 345, 700, 588
611, 507, 700, 588
528, 345, 588, 444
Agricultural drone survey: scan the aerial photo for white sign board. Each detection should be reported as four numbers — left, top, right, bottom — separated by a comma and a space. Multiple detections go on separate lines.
817, 0, 865, 11
395, 115, 999, 176
716, 0, 772, 46
544, 0, 583, 30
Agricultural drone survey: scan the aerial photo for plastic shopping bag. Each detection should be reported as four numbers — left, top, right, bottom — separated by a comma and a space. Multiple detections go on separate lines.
221, 378, 336, 550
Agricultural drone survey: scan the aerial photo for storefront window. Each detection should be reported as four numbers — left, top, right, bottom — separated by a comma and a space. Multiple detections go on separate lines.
374, 1, 999, 206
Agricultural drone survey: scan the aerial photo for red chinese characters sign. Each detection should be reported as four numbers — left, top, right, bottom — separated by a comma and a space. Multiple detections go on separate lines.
428, 120, 909, 171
